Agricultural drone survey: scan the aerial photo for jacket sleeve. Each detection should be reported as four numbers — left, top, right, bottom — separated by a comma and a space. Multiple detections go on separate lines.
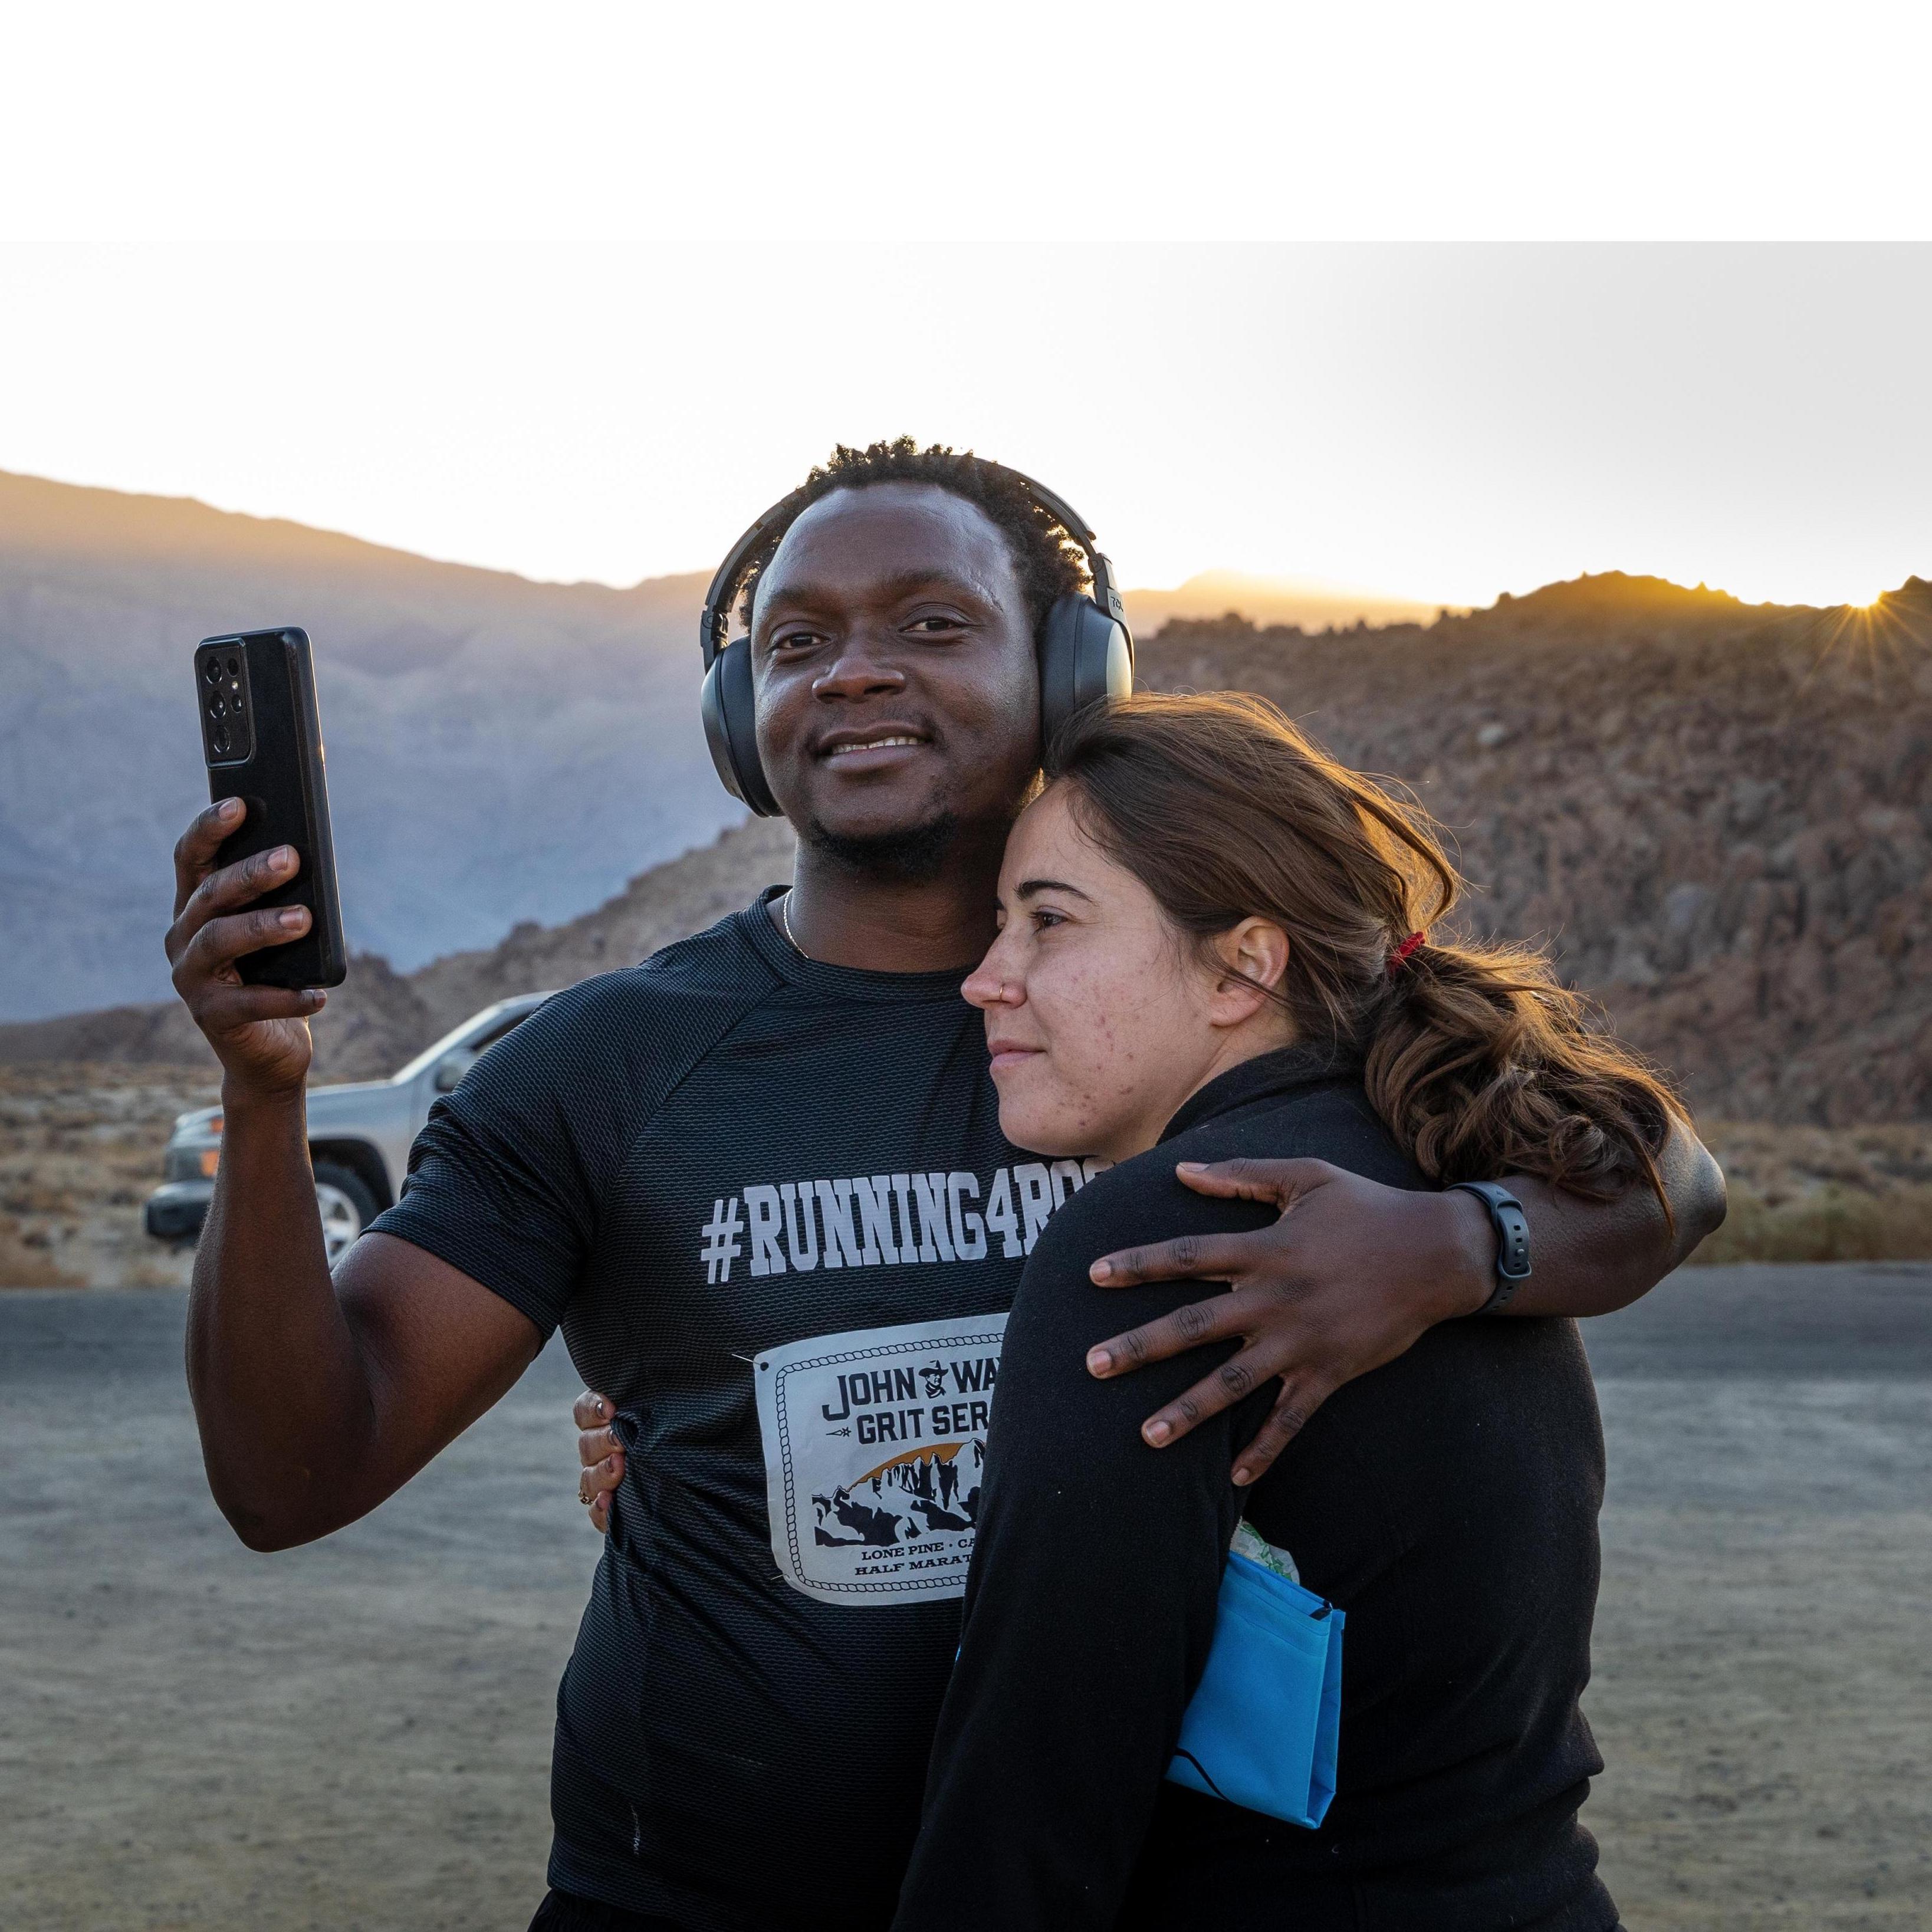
890, 1176, 1273, 1932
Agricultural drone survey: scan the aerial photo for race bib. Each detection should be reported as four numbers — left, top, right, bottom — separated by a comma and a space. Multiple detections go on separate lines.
754, 1312, 1008, 1605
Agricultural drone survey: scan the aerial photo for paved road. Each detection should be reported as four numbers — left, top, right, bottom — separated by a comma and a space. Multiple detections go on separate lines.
1579, 1259, 1932, 1378
3, 1266, 1928, 1930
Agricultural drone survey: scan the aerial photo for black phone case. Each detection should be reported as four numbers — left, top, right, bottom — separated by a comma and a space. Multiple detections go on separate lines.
196, 627, 348, 988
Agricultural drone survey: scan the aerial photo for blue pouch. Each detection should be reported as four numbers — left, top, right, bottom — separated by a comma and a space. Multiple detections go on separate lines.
1165, 1549, 1344, 1828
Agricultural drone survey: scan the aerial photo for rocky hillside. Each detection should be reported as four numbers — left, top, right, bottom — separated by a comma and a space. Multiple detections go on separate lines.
4, 571, 1928, 1125
1144, 574, 1932, 1125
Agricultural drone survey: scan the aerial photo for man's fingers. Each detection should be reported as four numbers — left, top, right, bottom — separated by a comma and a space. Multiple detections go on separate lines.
1171, 1156, 1339, 1206
190, 984, 326, 1034
1129, 1338, 1283, 1450
574, 1391, 623, 1532
1087, 1227, 1269, 1290
172, 797, 246, 912
1230, 1376, 1334, 1486
176, 843, 301, 941
573, 1390, 615, 1430
576, 1452, 624, 1503
1086, 1284, 1266, 1382
167, 843, 301, 967
175, 904, 310, 985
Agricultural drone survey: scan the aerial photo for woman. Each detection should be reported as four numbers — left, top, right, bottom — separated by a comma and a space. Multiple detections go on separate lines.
885, 691, 1673, 1931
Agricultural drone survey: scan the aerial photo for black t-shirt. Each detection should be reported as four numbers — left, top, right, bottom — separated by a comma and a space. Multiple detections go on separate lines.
370, 891, 1096, 1930
893, 1049, 1615, 1932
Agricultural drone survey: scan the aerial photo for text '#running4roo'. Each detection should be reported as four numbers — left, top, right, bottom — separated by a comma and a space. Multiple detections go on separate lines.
697, 1159, 1110, 1285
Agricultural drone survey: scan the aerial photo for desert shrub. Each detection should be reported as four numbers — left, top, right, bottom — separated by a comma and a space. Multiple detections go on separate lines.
0, 1211, 83, 1287
1686, 1185, 1932, 1265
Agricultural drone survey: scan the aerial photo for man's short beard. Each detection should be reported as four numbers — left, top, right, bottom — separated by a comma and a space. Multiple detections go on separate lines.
802, 811, 961, 882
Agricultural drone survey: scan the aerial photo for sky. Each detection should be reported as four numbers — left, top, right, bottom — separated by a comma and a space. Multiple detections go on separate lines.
2, 8, 1928, 612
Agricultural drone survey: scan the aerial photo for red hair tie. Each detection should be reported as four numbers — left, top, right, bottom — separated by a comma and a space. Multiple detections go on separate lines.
1388, 931, 1427, 975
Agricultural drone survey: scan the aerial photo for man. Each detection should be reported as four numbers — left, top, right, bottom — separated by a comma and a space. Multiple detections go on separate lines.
169, 441, 1722, 1932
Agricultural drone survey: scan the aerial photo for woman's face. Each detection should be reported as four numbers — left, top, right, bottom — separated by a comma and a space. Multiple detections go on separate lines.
961, 783, 1291, 1164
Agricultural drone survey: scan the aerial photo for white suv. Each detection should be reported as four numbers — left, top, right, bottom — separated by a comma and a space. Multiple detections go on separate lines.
143, 993, 554, 1262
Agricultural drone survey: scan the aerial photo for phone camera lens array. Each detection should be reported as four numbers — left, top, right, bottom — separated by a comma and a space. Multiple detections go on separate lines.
202, 648, 248, 762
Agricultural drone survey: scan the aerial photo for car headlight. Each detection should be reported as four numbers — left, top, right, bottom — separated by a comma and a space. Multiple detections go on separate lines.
165, 1146, 219, 1183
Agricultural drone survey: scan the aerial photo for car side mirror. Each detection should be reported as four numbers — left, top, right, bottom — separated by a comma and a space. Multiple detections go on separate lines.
433, 1050, 477, 1093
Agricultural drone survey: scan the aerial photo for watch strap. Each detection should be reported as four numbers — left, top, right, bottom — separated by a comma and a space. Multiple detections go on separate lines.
1446, 1181, 1533, 1313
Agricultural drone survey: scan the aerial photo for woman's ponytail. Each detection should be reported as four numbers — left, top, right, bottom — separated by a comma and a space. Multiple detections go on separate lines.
1047, 692, 1683, 1205
1363, 934, 1676, 1205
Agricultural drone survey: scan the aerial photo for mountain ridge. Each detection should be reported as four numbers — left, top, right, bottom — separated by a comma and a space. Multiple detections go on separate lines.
0, 469, 742, 1018
5, 567, 1930, 1125
0, 468, 1471, 1022
8, 466, 1930, 1124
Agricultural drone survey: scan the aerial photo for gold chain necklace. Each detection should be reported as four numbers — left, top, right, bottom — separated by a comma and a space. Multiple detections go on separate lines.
779, 889, 810, 961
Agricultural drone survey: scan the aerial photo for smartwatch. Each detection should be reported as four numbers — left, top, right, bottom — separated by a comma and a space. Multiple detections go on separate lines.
1445, 1181, 1533, 1313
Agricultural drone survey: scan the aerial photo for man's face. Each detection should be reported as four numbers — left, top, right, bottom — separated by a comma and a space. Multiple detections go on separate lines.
750, 482, 1041, 863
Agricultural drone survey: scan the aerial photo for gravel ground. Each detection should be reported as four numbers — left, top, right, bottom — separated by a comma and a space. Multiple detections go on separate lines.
2, 1264, 1928, 1931
0, 1066, 216, 1290
11, 1061, 1932, 1293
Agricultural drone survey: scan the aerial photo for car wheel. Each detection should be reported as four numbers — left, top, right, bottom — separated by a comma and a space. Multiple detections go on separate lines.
311, 1162, 380, 1264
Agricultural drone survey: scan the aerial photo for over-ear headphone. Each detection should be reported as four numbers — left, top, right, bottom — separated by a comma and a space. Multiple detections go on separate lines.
697, 465, 1136, 817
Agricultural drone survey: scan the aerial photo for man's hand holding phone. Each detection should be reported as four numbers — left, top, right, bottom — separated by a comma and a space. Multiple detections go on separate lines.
166, 742, 543, 1559
166, 797, 326, 1098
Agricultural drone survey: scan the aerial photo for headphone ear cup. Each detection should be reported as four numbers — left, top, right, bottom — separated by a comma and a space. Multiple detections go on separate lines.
1090, 610, 1135, 708
1038, 594, 1135, 753
700, 643, 781, 817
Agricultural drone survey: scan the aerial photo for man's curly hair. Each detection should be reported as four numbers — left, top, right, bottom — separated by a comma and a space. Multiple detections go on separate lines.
730, 439, 1090, 633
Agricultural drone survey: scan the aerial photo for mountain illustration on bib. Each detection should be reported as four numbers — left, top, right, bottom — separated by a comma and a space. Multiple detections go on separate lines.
813, 1436, 987, 1548
755, 1313, 1010, 1604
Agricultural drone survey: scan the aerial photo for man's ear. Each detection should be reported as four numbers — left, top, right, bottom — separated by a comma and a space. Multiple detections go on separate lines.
1208, 918, 1291, 1027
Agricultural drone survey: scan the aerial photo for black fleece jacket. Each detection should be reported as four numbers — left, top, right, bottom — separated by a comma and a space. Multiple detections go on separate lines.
891, 1047, 1619, 1932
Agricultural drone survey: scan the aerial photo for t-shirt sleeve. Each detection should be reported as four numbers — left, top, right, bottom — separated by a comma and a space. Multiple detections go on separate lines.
890, 1171, 1277, 1932
368, 986, 644, 1338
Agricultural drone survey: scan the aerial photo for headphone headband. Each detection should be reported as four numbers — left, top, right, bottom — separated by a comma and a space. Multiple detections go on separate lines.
696, 462, 1122, 669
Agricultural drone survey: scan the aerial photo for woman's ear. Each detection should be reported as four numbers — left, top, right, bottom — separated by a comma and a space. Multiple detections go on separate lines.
1207, 918, 1291, 1027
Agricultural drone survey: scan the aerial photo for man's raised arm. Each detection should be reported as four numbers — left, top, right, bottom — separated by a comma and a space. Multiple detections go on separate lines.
169, 799, 540, 1551
1082, 1115, 1725, 1484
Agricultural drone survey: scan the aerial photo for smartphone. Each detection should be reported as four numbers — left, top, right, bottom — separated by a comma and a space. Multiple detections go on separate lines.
194, 627, 348, 989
